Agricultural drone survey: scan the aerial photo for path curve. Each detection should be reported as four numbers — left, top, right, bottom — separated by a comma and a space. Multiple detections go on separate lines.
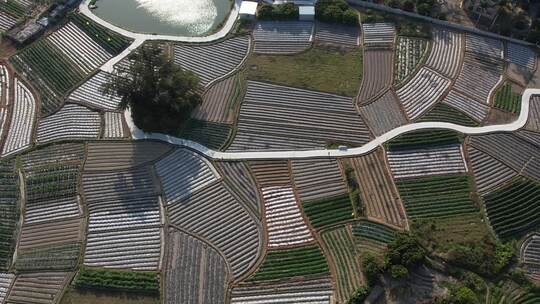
79, 0, 243, 72
124, 89, 540, 160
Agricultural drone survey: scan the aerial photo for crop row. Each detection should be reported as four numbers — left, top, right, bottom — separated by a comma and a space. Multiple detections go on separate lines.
493, 83, 521, 114
483, 177, 540, 239
75, 267, 159, 294
396, 174, 477, 219
15, 243, 81, 271
0, 160, 18, 269
302, 193, 353, 230
352, 220, 396, 244
386, 129, 461, 151
0, 0, 26, 19
180, 119, 231, 150
70, 13, 132, 55
25, 164, 79, 202
394, 37, 429, 85
418, 103, 478, 127
21, 143, 85, 171
248, 245, 329, 282
292, 159, 348, 202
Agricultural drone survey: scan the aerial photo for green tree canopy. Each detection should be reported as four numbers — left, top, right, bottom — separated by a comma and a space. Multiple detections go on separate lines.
103, 44, 202, 134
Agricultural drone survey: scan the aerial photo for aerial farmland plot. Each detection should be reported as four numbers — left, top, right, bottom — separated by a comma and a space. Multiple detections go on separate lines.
0, 0, 539, 303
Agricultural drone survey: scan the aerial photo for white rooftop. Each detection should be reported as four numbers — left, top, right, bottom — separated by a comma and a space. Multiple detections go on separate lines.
299, 5, 315, 16
240, 1, 258, 15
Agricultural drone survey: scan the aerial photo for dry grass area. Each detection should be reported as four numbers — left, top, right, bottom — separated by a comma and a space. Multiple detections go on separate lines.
60, 288, 160, 304
246, 47, 362, 97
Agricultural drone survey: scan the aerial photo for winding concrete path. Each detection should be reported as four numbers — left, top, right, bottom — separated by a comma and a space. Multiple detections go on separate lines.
79, 0, 243, 72
124, 89, 539, 160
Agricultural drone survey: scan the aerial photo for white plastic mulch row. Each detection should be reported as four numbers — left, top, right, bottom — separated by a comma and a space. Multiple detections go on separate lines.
6, 272, 68, 304
68, 71, 122, 111
24, 197, 81, 224
0, 65, 10, 145
0, 11, 17, 32
441, 89, 489, 122
467, 146, 517, 195
103, 111, 126, 138
155, 148, 220, 204
362, 23, 395, 47
465, 33, 504, 59
453, 52, 503, 103
231, 278, 333, 304
0, 272, 15, 304
1, 78, 36, 157
522, 234, 540, 281
262, 186, 314, 248
506, 43, 537, 71
387, 144, 468, 179
36, 103, 100, 144
425, 28, 463, 79
253, 21, 313, 55
47, 22, 113, 74
291, 159, 348, 202
397, 67, 451, 120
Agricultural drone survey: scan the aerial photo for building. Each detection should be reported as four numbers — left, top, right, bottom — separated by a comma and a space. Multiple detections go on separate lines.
239, 1, 258, 20
299, 5, 315, 21
8, 22, 45, 45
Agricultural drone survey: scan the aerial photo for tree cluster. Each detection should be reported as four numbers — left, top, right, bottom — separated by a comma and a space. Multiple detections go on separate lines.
384, 0, 446, 20
257, 3, 299, 21
103, 44, 202, 134
315, 0, 359, 26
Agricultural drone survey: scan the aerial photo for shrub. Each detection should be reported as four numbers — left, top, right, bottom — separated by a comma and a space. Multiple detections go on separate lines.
362, 254, 383, 285
401, 0, 416, 11
342, 9, 359, 25
257, 3, 298, 20
316, 0, 357, 25
390, 264, 409, 278
417, 3, 432, 16
347, 286, 371, 304
257, 3, 274, 20
386, 232, 426, 268
322, 5, 344, 22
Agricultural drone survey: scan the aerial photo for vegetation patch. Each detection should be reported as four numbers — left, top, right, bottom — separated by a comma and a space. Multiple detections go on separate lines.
15, 243, 81, 271
394, 36, 429, 85
70, 13, 132, 55
257, 3, 298, 21
418, 103, 479, 127
316, 0, 359, 26
60, 288, 160, 304
302, 193, 354, 229
0, 160, 18, 270
25, 164, 79, 202
483, 177, 540, 239
246, 47, 362, 97
396, 175, 477, 219
74, 267, 159, 294
493, 83, 522, 114
386, 129, 461, 151
248, 245, 329, 281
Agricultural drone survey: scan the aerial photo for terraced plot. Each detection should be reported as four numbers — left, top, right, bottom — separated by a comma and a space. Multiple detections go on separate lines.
82, 167, 161, 270
465, 34, 503, 59
0, 272, 14, 303
362, 23, 395, 48
7, 272, 70, 304
396, 67, 451, 119
1, 78, 36, 157
193, 75, 237, 124
321, 226, 363, 303
168, 181, 262, 279
424, 28, 463, 79
253, 21, 313, 54
521, 233, 540, 282
467, 146, 517, 195
36, 104, 100, 144
231, 278, 333, 304
483, 177, 540, 239
217, 161, 262, 214
418, 103, 478, 127
248, 245, 329, 282
493, 82, 522, 113
387, 144, 467, 179
396, 175, 477, 219
85, 140, 172, 171
70, 13, 132, 55
24, 196, 80, 225
0, 11, 16, 31
68, 71, 122, 111
302, 193, 354, 230
357, 50, 394, 105
469, 133, 540, 182
230, 81, 371, 151
0, 0, 28, 32
17, 218, 82, 251
507, 43, 537, 71
0, 160, 18, 269
359, 90, 408, 136
180, 119, 232, 150
249, 160, 291, 187
173, 36, 249, 87
292, 159, 347, 202
453, 52, 503, 103
0, 65, 9, 143
315, 22, 359, 47
386, 129, 461, 151
74, 267, 159, 294
517, 130, 540, 147
21, 143, 85, 170
155, 148, 220, 204
440, 89, 489, 122
394, 37, 429, 85
15, 243, 81, 271
103, 112, 127, 138
525, 96, 540, 132
165, 228, 228, 304
349, 149, 406, 227
47, 22, 113, 74
353, 220, 396, 257
262, 186, 314, 247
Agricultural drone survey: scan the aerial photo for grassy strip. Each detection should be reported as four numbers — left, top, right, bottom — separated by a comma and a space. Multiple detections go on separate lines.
352, 220, 396, 244
25, 164, 79, 202
75, 267, 159, 294
493, 83, 521, 114
483, 177, 540, 239
179, 119, 232, 150
246, 47, 363, 97
248, 245, 329, 281
302, 193, 354, 229
396, 175, 477, 219
15, 243, 81, 271
0, 160, 18, 270
385, 129, 462, 151
70, 13, 132, 55
418, 103, 478, 127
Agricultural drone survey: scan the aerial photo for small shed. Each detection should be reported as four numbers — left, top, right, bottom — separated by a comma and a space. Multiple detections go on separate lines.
8, 22, 45, 45
239, 1, 258, 20
299, 6, 315, 21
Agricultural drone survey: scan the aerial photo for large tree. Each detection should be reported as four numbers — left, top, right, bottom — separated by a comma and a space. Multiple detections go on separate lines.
103, 44, 201, 134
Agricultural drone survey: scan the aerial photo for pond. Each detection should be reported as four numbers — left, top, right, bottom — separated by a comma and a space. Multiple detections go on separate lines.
91, 0, 233, 37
